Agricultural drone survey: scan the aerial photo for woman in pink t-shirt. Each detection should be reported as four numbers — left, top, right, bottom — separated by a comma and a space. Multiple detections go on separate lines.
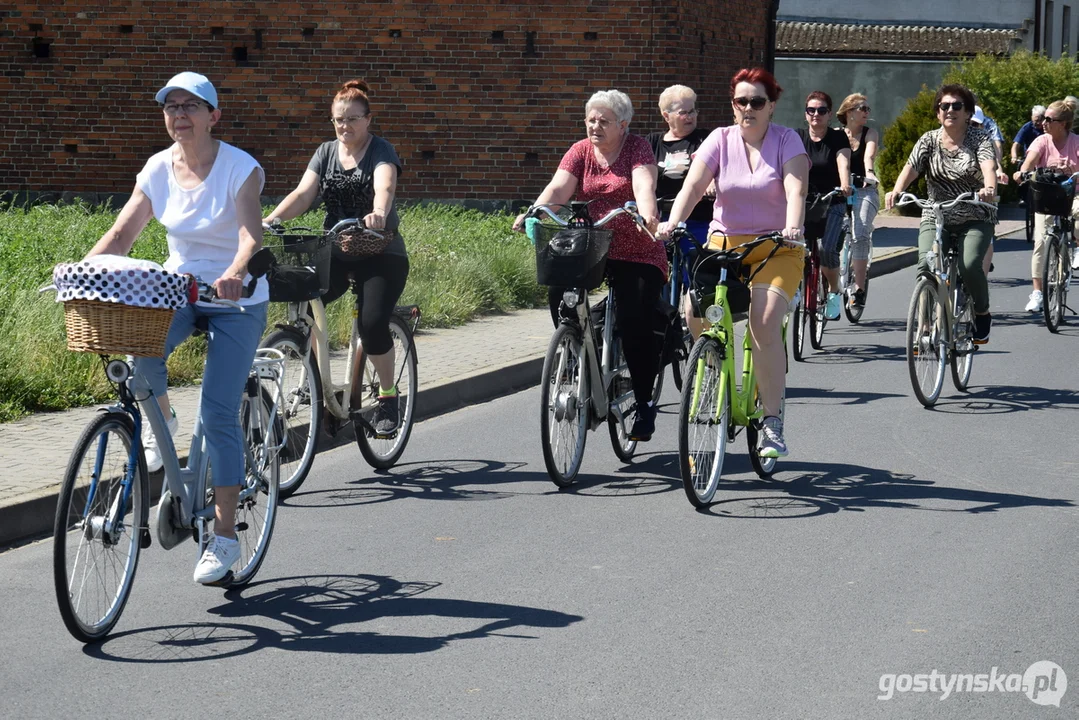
512, 90, 664, 441
1014, 99, 1079, 311
658, 67, 808, 459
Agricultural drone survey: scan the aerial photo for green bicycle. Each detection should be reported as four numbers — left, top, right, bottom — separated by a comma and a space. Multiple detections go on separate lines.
675, 229, 798, 508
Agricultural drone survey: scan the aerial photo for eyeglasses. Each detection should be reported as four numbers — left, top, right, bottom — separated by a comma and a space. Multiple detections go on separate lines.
163, 101, 208, 116
805, 106, 830, 116
668, 108, 698, 117
331, 114, 369, 126
937, 101, 965, 112
733, 96, 768, 110
854, 105, 871, 113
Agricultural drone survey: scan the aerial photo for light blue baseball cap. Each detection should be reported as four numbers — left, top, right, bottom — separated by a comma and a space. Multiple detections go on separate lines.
155, 72, 218, 109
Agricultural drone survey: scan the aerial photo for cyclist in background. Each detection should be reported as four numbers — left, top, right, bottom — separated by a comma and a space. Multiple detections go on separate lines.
885, 84, 997, 344
512, 90, 663, 441
1011, 105, 1046, 167
658, 67, 808, 458
798, 91, 852, 321
836, 93, 878, 307
1012, 99, 1079, 312
266, 79, 408, 435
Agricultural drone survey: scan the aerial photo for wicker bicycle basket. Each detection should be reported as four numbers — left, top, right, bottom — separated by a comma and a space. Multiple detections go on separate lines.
1030, 177, 1076, 216
533, 224, 613, 290
63, 300, 175, 357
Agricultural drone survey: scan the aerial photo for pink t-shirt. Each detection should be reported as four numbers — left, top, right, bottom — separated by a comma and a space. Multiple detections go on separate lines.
1026, 132, 1079, 169
694, 124, 807, 236
558, 135, 667, 276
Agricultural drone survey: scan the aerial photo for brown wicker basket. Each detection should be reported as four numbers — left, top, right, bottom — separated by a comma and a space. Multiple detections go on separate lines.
63, 299, 175, 357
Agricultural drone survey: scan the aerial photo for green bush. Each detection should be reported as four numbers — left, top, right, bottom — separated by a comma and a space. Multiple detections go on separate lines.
879, 51, 1079, 204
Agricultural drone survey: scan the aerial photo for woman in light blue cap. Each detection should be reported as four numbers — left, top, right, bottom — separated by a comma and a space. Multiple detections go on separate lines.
83, 72, 268, 585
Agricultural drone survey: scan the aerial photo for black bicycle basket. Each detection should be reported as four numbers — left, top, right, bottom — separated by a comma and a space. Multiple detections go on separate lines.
534, 224, 613, 290
263, 232, 332, 302
690, 249, 751, 318
1030, 175, 1076, 216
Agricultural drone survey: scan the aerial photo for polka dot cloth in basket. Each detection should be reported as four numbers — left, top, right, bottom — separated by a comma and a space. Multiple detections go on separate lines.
52, 255, 191, 310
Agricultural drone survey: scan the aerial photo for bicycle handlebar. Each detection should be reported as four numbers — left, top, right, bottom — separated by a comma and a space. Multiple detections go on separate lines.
526, 201, 656, 241
263, 217, 385, 241
669, 225, 804, 253
894, 191, 997, 212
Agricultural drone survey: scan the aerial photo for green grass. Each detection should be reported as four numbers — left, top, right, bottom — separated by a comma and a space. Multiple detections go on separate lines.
0, 200, 542, 422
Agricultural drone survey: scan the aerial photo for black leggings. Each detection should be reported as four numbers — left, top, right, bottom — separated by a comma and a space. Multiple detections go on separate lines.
323, 252, 410, 356
548, 259, 666, 406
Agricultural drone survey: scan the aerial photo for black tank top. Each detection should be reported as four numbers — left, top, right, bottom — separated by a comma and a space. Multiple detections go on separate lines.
850, 126, 870, 176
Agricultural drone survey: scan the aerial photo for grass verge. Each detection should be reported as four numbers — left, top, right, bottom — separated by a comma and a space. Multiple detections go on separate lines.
0, 201, 541, 421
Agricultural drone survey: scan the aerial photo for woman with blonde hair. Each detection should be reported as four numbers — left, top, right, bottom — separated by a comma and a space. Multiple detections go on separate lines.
836, 93, 878, 307
1013, 98, 1079, 310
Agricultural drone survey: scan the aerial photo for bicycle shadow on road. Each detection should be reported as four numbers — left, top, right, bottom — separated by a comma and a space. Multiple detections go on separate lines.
930, 384, 1079, 414
83, 573, 583, 663
696, 460, 1073, 519
282, 459, 539, 508
787, 386, 905, 406
795, 343, 906, 365
564, 451, 681, 497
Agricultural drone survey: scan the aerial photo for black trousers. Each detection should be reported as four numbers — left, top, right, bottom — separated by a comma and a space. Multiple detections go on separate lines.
548, 259, 666, 406
323, 252, 410, 356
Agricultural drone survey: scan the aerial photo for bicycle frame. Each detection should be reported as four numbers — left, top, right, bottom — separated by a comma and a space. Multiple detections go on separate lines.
561, 286, 623, 424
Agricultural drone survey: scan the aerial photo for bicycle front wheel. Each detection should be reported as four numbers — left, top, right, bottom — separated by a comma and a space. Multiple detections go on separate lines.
540, 323, 590, 487
678, 337, 728, 507
54, 411, 148, 643
811, 265, 827, 350
354, 314, 419, 469
228, 385, 281, 587
906, 277, 946, 407
1043, 237, 1065, 333
260, 328, 322, 499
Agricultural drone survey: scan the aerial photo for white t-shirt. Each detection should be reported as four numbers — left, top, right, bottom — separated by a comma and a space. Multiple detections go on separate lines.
136, 141, 267, 305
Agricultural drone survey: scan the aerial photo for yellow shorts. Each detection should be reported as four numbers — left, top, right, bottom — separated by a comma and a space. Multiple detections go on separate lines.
706, 232, 805, 303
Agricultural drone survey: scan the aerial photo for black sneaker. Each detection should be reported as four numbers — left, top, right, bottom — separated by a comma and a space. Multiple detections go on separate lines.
852, 288, 866, 307
373, 393, 400, 435
973, 313, 992, 345
628, 402, 656, 442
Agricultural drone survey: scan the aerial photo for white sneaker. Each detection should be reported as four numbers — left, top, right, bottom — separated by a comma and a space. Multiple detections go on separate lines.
193, 535, 241, 584
1024, 290, 1044, 313
142, 409, 179, 473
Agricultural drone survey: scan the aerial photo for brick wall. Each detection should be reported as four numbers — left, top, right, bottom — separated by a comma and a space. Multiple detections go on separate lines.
1, 1, 771, 205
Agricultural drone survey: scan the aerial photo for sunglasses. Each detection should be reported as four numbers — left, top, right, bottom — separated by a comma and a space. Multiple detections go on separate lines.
854, 105, 871, 113
937, 101, 965, 112
733, 96, 768, 110
805, 106, 830, 116
1043, 116, 1064, 124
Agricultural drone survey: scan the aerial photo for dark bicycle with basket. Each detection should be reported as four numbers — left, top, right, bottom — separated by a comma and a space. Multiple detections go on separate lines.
526, 200, 666, 488
257, 218, 421, 497
1027, 168, 1079, 332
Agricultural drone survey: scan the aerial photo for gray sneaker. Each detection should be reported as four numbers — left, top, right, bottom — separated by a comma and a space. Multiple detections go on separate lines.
757, 416, 788, 458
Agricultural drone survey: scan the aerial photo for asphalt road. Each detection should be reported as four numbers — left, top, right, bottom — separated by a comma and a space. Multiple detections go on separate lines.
1, 235, 1077, 718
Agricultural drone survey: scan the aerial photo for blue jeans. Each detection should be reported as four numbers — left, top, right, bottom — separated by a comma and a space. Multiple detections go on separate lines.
134, 302, 268, 487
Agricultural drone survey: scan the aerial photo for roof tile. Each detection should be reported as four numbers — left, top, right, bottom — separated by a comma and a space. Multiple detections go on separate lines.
776, 21, 1022, 57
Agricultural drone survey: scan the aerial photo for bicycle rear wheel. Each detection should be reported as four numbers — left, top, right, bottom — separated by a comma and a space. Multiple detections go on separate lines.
354, 314, 419, 469
906, 277, 946, 407
1025, 198, 1035, 243
540, 323, 590, 487
607, 336, 639, 462
1043, 237, 1065, 333
260, 328, 322, 499
678, 337, 727, 507
227, 384, 281, 587
950, 285, 975, 392
54, 411, 148, 643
